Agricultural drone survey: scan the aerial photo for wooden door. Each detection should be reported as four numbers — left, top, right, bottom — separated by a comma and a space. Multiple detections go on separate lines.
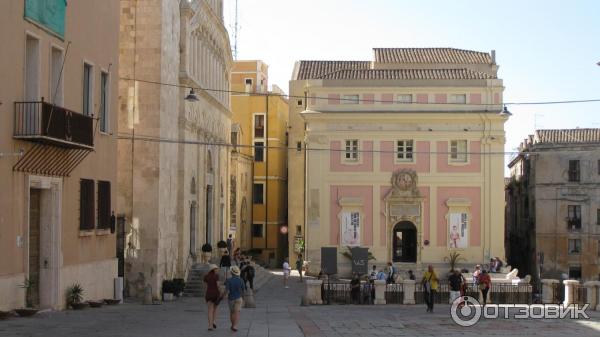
29, 188, 41, 307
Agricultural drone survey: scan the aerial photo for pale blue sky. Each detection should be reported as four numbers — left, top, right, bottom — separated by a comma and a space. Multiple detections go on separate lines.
224, 0, 600, 173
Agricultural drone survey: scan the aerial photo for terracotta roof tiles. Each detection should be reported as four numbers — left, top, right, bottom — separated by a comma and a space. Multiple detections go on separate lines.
374, 48, 492, 64
317, 68, 494, 80
534, 129, 600, 144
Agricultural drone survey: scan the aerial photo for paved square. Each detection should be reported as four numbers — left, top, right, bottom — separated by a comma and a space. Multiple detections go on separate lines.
1, 272, 599, 337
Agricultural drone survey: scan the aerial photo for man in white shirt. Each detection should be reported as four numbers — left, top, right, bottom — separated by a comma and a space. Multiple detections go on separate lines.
282, 258, 291, 288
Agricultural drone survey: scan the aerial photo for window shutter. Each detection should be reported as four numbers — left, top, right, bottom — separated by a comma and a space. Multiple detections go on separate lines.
98, 181, 111, 229
80, 179, 95, 230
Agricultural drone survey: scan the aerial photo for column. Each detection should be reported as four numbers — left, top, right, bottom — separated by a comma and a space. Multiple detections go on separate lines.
305, 279, 323, 305
595, 281, 600, 311
374, 280, 386, 305
563, 280, 579, 306
583, 281, 598, 310
402, 279, 416, 304
541, 279, 559, 304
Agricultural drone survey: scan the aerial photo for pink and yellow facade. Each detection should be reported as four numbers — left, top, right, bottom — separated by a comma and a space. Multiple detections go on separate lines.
288, 48, 509, 275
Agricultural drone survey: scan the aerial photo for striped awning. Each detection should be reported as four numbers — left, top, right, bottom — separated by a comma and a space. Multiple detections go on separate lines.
13, 143, 91, 177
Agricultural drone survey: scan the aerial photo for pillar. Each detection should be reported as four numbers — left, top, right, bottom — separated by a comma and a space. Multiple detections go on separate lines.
305, 279, 322, 305
541, 279, 559, 304
374, 280, 386, 305
583, 281, 597, 310
402, 279, 416, 304
563, 280, 579, 306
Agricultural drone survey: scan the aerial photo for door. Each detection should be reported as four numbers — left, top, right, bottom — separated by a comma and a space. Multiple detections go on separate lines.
29, 188, 41, 307
392, 221, 417, 263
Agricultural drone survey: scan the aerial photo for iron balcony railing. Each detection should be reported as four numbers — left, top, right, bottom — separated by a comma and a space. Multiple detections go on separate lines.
14, 101, 94, 149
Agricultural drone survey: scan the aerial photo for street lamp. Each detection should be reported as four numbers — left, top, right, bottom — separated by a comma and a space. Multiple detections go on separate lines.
499, 105, 512, 117
185, 88, 199, 102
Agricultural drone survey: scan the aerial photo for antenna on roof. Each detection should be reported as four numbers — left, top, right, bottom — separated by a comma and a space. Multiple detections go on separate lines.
233, 0, 239, 60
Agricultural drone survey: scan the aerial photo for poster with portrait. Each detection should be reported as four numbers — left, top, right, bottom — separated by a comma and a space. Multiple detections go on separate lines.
340, 211, 360, 246
448, 213, 468, 248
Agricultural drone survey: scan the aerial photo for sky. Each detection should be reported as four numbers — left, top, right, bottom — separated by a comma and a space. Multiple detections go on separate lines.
224, 0, 600, 173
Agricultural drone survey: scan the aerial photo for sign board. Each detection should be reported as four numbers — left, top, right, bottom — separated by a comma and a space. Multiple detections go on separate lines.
350, 247, 368, 275
320, 247, 337, 275
25, 0, 67, 38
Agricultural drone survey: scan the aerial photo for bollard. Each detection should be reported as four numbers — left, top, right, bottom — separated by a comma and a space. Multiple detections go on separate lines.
563, 280, 579, 306
143, 284, 153, 305
374, 280, 386, 305
402, 279, 416, 305
243, 288, 256, 308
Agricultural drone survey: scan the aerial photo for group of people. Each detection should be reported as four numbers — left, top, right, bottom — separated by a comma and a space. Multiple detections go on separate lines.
204, 235, 258, 332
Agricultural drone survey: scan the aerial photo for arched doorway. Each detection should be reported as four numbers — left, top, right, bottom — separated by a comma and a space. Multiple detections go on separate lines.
392, 221, 417, 263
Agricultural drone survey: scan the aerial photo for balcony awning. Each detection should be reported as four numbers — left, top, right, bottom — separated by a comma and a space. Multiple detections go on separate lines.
13, 143, 91, 177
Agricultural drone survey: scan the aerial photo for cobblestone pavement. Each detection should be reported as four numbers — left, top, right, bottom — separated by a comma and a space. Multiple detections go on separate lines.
1, 271, 599, 337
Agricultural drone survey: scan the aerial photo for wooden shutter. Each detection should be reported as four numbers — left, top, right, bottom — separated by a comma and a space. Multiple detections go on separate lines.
79, 179, 95, 230
97, 181, 111, 229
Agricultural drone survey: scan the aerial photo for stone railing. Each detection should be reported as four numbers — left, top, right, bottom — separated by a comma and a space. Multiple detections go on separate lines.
541, 279, 600, 310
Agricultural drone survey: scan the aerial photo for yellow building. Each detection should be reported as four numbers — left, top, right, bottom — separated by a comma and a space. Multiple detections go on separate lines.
231, 61, 289, 266
288, 48, 509, 277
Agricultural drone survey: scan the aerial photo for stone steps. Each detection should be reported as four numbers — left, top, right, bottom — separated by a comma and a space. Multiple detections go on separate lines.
183, 264, 274, 297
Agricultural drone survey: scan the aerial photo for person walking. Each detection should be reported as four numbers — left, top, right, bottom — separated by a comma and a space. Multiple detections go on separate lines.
203, 264, 221, 331
472, 264, 481, 284
220, 250, 232, 278
296, 254, 304, 282
448, 269, 465, 304
421, 265, 439, 313
224, 266, 246, 332
282, 258, 291, 288
226, 234, 234, 256
241, 260, 255, 291
350, 273, 361, 304
386, 262, 396, 284
478, 270, 492, 306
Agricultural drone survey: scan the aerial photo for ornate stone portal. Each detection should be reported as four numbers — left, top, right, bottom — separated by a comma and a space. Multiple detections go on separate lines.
384, 169, 423, 264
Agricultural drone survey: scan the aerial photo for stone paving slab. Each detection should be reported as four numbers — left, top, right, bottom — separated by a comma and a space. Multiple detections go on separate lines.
1, 271, 599, 336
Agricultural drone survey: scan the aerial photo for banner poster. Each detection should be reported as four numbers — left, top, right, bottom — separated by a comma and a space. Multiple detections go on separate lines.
448, 213, 468, 248
340, 211, 360, 246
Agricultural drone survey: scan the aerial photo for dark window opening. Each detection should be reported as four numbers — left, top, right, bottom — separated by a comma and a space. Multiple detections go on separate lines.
79, 179, 95, 230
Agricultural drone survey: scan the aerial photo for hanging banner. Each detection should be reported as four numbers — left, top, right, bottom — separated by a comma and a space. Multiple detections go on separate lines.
448, 213, 468, 248
25, 0, 67, 38
350, 247, 368, 275
340, 211, 360, 246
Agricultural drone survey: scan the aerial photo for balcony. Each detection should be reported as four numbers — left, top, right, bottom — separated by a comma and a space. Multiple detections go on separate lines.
14, 101, 94, 149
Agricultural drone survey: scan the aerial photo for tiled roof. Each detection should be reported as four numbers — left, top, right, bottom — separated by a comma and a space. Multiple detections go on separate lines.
374, 48, 492, 64
318, 68, 494, 80
534, 129, 600, 144
296, 61, 370, 80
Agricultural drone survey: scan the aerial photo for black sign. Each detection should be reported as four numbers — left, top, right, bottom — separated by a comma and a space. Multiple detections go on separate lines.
350, 247, 369, 275
321, 247, 337, 275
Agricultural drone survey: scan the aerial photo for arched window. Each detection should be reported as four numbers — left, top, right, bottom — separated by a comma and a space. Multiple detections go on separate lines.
207, 150, 213, 173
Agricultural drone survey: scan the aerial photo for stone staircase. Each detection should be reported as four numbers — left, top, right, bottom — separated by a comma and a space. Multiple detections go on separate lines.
183, 263, 275, 297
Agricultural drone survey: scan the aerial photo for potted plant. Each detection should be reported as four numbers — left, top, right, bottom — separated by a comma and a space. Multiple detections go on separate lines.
444, 252, 466, 274
162, 280, 175, 301
14, 277, 39, 317
172, 278, 186, 297
216, 240, 228, 256
201, 243, 213, 263
66, 283, 87, 310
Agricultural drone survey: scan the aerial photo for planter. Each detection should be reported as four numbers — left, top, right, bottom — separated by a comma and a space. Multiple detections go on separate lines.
88, 300, 104, 308
14, 308, 39, 317
71, 302, 88, 310
163, 293, 174, 301
0, 310, 14, 320
103, 299, 120, 305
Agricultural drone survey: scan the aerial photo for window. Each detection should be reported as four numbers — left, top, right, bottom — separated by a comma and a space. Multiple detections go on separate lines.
568, 239, 581, 254
449, 94, 466, 104
79, 179, 95, 230
252, 223, 263, 237
253, 183, 264, 204
345, 140, 359, 161
254, 141, 264, 162
396, 94, 412, 103
97, 181, 111, 229
231, 131, 238, 152
568, 266, 582, 280
450, 140, 468, 163
99, 71, 109, 132
297, 99, 303, 106
396, 140, 414, 161
245, 78, 253, 93
341, 94, 359, 104
597, 209, 600, 225
568, 160, 580, 182
254, 114, 265, 138
25, 35, 40, 101
567, 205, 581, 230
50, 47, 64, 106
83, 63, 93, 116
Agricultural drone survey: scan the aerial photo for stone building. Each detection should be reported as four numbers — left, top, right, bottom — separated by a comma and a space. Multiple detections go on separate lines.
0, 0, 120, 310
118, 0, 233, 297
231, 60, 289, 266
507, 129, 600, 281
288, 48, 509, 275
